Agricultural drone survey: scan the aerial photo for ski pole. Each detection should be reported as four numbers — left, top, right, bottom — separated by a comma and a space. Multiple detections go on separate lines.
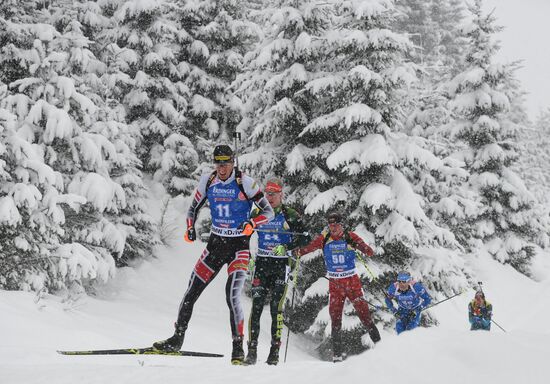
233, 131, 241, 169
476, 281, 505, 332
355, 252, 394, 308
355, 252, 377, 281
421, 290, 464, 312
255, 229, 310, 237
248, 256, 255, 278
491, 318, 506, 333
284, 257, 301, 363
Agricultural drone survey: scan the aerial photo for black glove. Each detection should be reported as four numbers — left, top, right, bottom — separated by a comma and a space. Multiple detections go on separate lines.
407, 309, 421, 322
184, 227, 196, 242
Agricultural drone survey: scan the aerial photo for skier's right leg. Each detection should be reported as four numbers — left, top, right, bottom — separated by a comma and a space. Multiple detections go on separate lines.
245, 281, 268, 365
266, 275, 288, 365
346, 275, 380, 343
328, 279, 346, 362
226, 247, 250, 364
395, 318, 406, 334
153, 245, 223, 351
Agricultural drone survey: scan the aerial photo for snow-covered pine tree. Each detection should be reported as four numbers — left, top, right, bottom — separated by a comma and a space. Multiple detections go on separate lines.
173, 0, 258, 168
0, 4, 127, 292
444, 0, 546, 274
513, 110, 550, 251
299, 0, 467, 356
233, 0, 335, 352
396, 0, 467, 139
397, 0, 467, 144
95, 0, 197, 196
394, 0, 466, 71
0, 84, 67, 291
77, 0, 160, 263
234, 0, 331, 176
429, 0, 467, 72
394, 0, 436, 65
237, 0, 465, 358
400, 0, 473, 259
0, 3, 67, 291
518, 109, 550, 201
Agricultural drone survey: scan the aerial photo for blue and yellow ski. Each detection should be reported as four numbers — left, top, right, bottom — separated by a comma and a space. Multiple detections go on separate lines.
57, 347, 223, 358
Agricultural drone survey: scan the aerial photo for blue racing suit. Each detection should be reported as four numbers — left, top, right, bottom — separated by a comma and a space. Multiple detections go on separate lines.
385, 281, 431, 334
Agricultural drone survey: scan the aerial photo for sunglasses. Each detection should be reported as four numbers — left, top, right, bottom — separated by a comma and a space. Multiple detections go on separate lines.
266, 191, 281, 196
398, 279, 410, 283
328, 220, 341, 224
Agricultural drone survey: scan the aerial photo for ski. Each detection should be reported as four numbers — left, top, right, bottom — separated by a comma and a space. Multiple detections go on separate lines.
57, 347, 223, 358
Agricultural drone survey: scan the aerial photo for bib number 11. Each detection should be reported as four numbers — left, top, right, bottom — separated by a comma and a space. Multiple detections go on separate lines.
216, 204, 230, 218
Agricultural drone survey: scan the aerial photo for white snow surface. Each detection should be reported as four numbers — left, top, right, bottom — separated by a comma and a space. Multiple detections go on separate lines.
2, 237, 549, 384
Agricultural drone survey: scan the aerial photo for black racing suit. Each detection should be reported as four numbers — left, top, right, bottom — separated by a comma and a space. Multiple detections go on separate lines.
248, 205, 310, 346
176, 170, 273, 340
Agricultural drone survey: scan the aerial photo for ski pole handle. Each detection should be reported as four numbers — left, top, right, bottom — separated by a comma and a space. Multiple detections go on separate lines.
233, 131, 241, 169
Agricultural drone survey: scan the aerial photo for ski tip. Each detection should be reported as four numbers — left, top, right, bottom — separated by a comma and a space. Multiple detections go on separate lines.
57, 350, 91, 355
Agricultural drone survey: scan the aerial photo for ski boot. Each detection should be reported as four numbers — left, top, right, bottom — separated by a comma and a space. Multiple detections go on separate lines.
152, 325, 185, 352
333, 352, 347, 363
231, 337, 245, 365
368, 324, 381, 343
332, 330, 343, 363
266, 341, 280, 365
244, 340, 258, 365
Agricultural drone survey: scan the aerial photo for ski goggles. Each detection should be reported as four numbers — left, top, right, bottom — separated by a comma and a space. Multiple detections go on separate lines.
214, 155, 233, 163
397, 272, 412, 282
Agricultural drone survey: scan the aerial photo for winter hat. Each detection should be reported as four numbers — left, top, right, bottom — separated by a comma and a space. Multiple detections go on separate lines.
397, 271, 412, 282
213, 145, 234, 163
327, 211, 343, 224
265, 177, 283, 193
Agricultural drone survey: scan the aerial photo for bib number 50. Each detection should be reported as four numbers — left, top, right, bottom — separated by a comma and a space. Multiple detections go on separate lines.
332, 254, 345, 264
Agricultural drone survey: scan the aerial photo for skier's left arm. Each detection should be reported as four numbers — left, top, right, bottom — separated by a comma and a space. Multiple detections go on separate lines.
415, 282, 432, 309
481, 302, 493, 320
348, 232, 374, 257
294, 234, 325, 257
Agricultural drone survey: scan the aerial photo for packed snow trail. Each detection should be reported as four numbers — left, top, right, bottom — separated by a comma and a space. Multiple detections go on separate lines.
2, 237, 549, 384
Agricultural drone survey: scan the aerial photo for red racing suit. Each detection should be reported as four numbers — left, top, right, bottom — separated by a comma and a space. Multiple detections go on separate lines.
295, 231, 375, 334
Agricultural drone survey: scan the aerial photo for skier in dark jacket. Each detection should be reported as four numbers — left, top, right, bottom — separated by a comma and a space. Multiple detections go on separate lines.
385, 271, 431, 334
244, 177, 310, 366
292, 212, 381, 362
152, 145, 274, 365
469, 290, 492, 331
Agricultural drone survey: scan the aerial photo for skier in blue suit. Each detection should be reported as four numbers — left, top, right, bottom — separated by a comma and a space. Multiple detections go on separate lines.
385, 271, 432, 334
